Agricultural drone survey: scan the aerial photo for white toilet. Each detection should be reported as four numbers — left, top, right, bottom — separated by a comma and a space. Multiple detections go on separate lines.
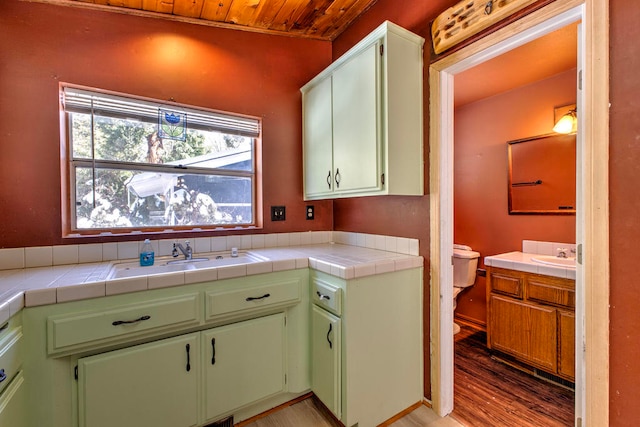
453, 244, 480, 334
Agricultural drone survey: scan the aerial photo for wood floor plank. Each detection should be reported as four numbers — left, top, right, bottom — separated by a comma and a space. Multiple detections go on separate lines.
452, 324, 574, 427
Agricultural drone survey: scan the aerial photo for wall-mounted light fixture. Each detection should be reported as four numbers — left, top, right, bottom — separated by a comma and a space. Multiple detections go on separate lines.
553, 103, 577, 134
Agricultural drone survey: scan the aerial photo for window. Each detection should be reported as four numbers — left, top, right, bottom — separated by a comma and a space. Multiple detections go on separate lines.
62, 86, 260, 233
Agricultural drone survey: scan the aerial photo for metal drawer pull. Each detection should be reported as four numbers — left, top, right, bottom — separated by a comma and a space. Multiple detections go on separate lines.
246, 293, 271, 302
186, 343, 191, 372
211, 338, 216, 365
0, 369, 5, 383
327, 323, 333, 349
326, 171, 332, 189
112, 315, 151, 326
316, 291, 331, 301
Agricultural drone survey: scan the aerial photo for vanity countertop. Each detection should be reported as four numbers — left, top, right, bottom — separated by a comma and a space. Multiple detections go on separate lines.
484, 251, 576, 280
0, 243, 423, 323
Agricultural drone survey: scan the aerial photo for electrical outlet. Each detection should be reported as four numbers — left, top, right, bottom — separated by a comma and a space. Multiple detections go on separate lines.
306, 205, 315, 220
271, 206, 286, 221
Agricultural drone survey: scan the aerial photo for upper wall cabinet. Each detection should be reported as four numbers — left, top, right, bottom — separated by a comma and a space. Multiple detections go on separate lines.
301, 21, 425, 200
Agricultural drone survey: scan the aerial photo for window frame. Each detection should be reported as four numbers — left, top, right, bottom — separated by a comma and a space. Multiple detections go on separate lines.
60, 84, 262, 237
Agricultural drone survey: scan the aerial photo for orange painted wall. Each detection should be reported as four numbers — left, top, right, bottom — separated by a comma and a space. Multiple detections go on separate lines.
609, 0, 640, 424
453, 69, 577, 325
0, 0, 333, 248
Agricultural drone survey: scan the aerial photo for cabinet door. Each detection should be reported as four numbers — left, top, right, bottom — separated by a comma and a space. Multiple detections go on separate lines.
332, 42, 382, 194
0, 372, 26, 427
203, 313, 285, 422
78, 333, 199, 427
311, 305, 341, 419
558, 310, 575, 381
303, 76, 334, 199
489, 295, 557, 372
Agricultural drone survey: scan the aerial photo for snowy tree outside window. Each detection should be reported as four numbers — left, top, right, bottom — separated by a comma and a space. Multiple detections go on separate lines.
62, 87, 259, 232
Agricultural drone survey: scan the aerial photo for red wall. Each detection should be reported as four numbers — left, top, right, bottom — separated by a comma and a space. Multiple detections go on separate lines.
0, 0, 333, 248
609, 0, 640, 424
453, 70, 577, 325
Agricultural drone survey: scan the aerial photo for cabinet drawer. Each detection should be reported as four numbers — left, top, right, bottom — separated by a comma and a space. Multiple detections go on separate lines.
0, 371, 26, 427
205, 280, 300, 322
311, 278, 342, 316
490, 271, 523, 298
48, 293, 201, 355
527, 279, 575, 308
0, 327, 23, 396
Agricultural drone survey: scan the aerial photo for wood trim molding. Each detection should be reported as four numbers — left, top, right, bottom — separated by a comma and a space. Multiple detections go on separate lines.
377, 401, 425, 426
429, 1, 609, 425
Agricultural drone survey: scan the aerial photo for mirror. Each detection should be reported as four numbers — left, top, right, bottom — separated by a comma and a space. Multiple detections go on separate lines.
508, 133, 576, 214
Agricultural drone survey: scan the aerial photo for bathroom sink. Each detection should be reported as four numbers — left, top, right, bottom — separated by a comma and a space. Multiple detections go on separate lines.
531, 255, 576, 268
108, 252, 268, 279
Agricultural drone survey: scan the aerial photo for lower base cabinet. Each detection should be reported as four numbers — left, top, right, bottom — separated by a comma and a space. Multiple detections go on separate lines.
487, 267, 576, 381
311, 305, 341, 418
0, 372, 26, 427
310, 269, 423, 427
78, 333, 200, 427
203, 313, 285, 423
78, 313, 286, 427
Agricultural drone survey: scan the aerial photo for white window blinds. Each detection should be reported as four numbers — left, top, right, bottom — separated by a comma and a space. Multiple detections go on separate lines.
62, 87, 261, 138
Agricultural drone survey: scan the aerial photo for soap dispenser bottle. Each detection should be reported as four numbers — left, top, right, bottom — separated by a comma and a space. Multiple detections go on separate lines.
140, 239, 155, 266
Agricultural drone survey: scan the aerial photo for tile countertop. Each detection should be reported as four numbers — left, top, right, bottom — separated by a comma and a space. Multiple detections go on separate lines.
484, 251, 576, 280
0, 243, 423, 323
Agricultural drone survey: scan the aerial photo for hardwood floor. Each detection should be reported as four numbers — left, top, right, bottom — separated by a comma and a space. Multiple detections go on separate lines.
451, 324, 575, 427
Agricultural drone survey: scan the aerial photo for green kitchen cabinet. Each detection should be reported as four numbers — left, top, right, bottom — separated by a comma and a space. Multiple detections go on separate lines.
301, 21, 425, 200
0, 372, 26, 427
203, 313, 286, 423
77, 333, 200, 427
309, 268, 423, 427
311, 305, 341, 419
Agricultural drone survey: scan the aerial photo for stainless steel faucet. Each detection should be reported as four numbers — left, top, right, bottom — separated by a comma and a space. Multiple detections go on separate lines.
172, 241, 193, 260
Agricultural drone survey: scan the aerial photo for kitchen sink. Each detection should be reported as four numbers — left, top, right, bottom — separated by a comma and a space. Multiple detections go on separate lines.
108, 251, 268, 279
530, 255, 576, 268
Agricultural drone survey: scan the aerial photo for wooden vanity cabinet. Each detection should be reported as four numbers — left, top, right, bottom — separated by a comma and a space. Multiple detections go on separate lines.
487, 267, 575, 382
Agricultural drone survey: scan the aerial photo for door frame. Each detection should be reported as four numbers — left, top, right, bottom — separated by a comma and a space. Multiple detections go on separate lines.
428, 0, 609, 425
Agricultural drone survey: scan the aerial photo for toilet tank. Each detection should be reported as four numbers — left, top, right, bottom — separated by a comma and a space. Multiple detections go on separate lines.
453, 244, 480, 288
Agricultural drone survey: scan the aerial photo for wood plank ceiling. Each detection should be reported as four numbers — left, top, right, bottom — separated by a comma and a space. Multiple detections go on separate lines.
32, 0, 379, 40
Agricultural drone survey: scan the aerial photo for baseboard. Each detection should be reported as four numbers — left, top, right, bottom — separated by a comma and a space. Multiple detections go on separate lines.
454, 313, 486, 331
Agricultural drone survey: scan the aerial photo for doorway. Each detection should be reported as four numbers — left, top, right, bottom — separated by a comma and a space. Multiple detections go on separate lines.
428, 1, 609, 426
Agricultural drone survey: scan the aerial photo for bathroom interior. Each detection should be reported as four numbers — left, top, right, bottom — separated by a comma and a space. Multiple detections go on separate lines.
450, 22, 578, 425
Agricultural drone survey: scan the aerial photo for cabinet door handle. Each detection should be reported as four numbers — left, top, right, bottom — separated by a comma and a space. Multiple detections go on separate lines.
327, 323, 333, 349
211, 338, 216, 365
185, 343, 191, 372
316, 291, 331, 301
335, 168, 341, 188
246, 293, 271, 301
326, 171, 332, 189
112, 315, 151, 326
0, 369, 5, 383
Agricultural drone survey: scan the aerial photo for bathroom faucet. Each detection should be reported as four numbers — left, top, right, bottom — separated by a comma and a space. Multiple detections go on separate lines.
557, 248, 568, 258
172, 241, 193, 260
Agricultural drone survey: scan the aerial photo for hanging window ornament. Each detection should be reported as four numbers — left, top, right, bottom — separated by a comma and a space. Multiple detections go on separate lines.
158, 107, 187, 141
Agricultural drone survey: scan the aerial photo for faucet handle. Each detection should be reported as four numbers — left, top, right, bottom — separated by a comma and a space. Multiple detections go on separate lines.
557, 248, 568, 258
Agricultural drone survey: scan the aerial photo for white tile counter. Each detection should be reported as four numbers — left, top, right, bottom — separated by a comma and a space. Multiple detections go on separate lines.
484, 251, 576, 280
0, 241, 423, 324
